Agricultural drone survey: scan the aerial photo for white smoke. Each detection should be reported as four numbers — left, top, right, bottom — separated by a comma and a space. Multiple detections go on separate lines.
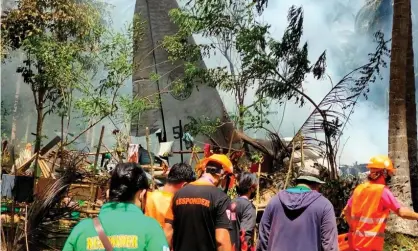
208, 0, 415, 165
2, 0, 417, 167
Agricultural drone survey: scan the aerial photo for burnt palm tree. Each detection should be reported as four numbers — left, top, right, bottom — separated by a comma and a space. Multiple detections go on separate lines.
388, 0, 418, 234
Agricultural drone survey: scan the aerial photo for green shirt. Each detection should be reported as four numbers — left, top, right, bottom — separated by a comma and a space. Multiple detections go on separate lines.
63, 202, 169, 251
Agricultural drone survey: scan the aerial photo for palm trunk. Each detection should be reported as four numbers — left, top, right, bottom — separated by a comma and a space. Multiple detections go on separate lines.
388, 0, 418, 234
405, 0, 418, 212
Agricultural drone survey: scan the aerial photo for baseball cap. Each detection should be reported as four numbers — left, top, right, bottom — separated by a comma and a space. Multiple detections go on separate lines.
295, 172, 325, 184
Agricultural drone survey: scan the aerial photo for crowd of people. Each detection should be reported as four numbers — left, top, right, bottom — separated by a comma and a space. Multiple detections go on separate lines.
62, 154, 418, 251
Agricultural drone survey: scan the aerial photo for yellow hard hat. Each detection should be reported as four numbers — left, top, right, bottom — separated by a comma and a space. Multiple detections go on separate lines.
367, 155, 395, 175
200, 154, 233, 174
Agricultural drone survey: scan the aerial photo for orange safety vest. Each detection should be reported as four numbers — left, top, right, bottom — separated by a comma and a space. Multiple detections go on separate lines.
349, 182, 389, 251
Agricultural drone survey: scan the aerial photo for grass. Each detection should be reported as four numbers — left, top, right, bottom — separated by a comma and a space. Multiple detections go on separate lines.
384, 232, 418, 251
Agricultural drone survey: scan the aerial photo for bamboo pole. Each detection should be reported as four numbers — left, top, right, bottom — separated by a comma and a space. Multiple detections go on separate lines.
93, 126, 105, 170
89, 126, 104, 210
145, 127, 155, 191
227, 130, 235, 156
189, 146, 195, 165
300, 135, 305, 169
253, 160, 263, 242
283, 136, 297, 190
24, 205, 29, 251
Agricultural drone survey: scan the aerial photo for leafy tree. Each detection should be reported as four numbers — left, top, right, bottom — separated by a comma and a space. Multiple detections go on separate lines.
1, 1, 157, 177
1, 0, 106, 155
163, 0, 273, 133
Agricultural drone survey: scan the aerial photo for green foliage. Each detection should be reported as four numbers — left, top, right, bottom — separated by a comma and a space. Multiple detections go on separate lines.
253, 6, 327, 107
1, 0, 107, 151
163, 0, 273, 132
2, 0, 154, 151
164, 2, 327, 137
184, 116, 224, 137
1, 101, 10, 137
320, 176, 361, 233
74, 18, 141, 120
227, 186, 237, 200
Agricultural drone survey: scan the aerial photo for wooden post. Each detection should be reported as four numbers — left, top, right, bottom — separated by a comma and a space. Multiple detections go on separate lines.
145, 127, 155, 190
227, 130, 235, 156
189, 146, 195, 165
284, 135, 297, 189
93, 126, 105, 170
300, 135, 305, 168
253, 160, 263, 243
89, 126, 104, 211
179, 120, 184, 163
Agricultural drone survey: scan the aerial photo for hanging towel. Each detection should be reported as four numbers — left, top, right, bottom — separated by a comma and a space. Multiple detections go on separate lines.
182, 132, 194, 149
1, 174, 15, 198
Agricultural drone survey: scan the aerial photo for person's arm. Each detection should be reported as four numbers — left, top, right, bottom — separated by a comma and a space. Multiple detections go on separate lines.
164, 199, 175, 248
381, 187, 418, 220
215, 196, 232, 251
163, 223, 174, 248
240, 203, 257, 246
396, 207, 418, 220
321, 202, 339, 251
342, 197, 353, 228
145, 219, 170, 251
256, 199, 274, 251
216, 228, 232, 251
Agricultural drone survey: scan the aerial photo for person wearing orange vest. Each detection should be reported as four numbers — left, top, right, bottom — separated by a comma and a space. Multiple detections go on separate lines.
343, 155, 418, 251
145, 162, 196, 227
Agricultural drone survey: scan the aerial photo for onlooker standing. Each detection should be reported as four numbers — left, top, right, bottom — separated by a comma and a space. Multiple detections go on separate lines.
229, 172, 257, 251
63, 163, 168, 251
257, 173, 338, 251
145, 163, 196, 227
164, 154, 234, 251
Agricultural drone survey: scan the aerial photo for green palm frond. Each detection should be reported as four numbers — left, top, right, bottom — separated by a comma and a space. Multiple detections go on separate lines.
288, 32, 391, 175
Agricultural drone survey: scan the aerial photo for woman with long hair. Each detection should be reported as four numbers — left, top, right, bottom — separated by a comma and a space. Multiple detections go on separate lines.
63, 163, 169, 251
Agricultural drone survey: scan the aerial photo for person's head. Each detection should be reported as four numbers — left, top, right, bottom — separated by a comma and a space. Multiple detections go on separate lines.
166, 163, 196, 191
367, 155, 395, 183
203, 154, 234, 187
236, 172, 258, 200
109, 163, 149, 209
295, 173, 325, 191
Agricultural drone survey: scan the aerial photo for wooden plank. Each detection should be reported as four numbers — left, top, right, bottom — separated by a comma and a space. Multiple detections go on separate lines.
141, 165, 164, 171
17, 153, 37, 171
39, 136, 61, 155
17, 136, 61, 171
38, 160, 49, 178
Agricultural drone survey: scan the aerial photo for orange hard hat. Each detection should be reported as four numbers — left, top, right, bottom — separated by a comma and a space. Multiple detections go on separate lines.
367, 155, 395, 175
200, 154, 233, 174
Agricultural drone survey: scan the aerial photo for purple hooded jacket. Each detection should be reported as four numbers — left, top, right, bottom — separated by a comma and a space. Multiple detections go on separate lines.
256, 186, 338, 251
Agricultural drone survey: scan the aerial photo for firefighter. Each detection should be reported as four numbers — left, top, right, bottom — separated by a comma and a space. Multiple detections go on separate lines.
343, 155, 418, 251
